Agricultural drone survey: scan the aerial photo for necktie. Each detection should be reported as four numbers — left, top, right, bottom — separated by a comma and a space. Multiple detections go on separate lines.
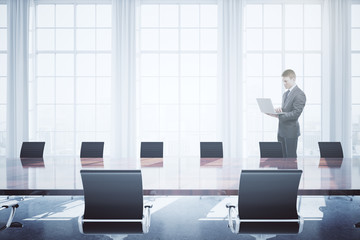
284, 90, 290, 103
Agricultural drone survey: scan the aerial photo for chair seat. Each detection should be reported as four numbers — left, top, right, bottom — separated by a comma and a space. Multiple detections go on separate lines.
81, 221, 143, 234
239, 221, 301, 234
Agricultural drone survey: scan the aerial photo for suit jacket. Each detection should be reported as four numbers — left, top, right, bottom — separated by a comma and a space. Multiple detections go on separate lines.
278, 85, 306, 138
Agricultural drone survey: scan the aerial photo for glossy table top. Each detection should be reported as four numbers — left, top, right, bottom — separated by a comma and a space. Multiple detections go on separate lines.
1, 157, 359, 195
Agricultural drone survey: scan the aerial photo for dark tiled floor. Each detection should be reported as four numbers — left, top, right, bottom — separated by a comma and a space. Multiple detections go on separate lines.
0, 196, 360, 240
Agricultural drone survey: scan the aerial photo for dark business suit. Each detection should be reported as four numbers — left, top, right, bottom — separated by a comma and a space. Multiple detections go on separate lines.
278, 85, 306, 158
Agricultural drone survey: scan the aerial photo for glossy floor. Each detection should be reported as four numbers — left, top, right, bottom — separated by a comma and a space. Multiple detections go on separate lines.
0, 196, 359, 240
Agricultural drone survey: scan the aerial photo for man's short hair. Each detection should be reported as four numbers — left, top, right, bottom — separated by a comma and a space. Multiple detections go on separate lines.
282, 69, 296, 79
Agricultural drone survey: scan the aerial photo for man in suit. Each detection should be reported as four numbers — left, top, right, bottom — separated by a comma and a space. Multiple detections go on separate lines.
268, 69, 306, 158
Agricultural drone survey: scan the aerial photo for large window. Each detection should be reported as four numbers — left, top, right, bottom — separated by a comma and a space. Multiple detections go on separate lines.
137, 3, 219, 157
352, 3, 360, 156
29, 3, 112, 156
243, 3, 322, 156
0, 4, 7, 156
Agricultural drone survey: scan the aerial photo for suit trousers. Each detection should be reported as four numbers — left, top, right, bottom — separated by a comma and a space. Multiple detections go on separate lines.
277, 135, 298, 158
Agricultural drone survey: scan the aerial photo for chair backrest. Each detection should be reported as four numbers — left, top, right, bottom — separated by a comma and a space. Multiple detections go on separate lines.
141, 142, 163, 158
318, 142, 343, 158
20, 142, 45, 158
81, 170, 143, 220
259, 142, 284, 158
80, 142, 104, 158
200, 142, 223, 158
238, 170, 302, 220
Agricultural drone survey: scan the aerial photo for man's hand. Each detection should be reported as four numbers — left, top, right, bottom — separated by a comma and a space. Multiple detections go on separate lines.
275, 107, 283, 113
266, 108, 283, 118
266, 113, 278, 118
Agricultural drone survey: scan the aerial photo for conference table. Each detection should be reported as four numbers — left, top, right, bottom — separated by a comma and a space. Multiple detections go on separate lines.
0, 156, 359, 196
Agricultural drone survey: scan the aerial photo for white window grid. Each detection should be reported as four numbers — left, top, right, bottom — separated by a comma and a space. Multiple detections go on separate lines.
0, 3, 7, 156
243, 3, 322, 157
29, 3, 112, 156
351, 3, 360, 156
136, 3, 219, 157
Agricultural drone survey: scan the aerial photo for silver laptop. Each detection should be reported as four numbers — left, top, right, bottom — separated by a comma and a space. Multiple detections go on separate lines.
256, 98, 285, 115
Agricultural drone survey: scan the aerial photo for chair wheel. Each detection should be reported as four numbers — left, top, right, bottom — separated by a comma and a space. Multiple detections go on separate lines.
355, 222, 360, 228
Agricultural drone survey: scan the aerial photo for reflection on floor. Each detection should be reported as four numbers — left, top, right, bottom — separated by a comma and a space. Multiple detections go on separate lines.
0, 196, 359, 240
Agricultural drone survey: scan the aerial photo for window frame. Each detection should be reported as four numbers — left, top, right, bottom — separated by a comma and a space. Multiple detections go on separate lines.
29, 2, 112, 156
243, 1, 323, 157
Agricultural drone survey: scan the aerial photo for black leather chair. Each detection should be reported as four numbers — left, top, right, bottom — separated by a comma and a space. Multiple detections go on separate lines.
318, 142, 344, 158
0, 200, 20, 231
80, 142, 104, 158
20, 142, 45, 158
140, 142, 163, 158
226, 170, 303, 239
79, 170, 152, 234
17, 142, 43, 228
259, 142, 284, 158
318, 142, 351, 201
200, 142, 223, 158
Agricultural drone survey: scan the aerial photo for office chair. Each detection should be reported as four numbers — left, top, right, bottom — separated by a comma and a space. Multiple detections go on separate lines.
79, 170, 152, 234
140, 142, 163, 158
80, 142, 104, 158
259, 142, 284, 158
17, 142, 44, 226
318, 142, 351, 200
0, 200, 20, 231
20, 142, 45, 158
200, 142, 223, 158
226, 170, 303, 240
318, 142, 344, 158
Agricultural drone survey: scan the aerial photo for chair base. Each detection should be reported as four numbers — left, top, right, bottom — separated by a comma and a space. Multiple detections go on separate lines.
328, 195, 353, 201
10, 222, 23, 228
107, 234, 128, 240
251, 234, 276, 240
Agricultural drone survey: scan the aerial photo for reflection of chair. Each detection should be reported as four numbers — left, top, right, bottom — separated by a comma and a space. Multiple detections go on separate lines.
140, 142, 163, 158
81, 158, 104, 168
0, 200, 20, 231
20, 158, 45, 168
79, 170, 152, 234
318, 158, 343, 168
200, 142, 223, 158
259, 158, 298, 169
259, 142, 283, 158
20, 142, 45, 158
318, 142, 343, 158
226, 170, 303, 240
80, 142, 104, 158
